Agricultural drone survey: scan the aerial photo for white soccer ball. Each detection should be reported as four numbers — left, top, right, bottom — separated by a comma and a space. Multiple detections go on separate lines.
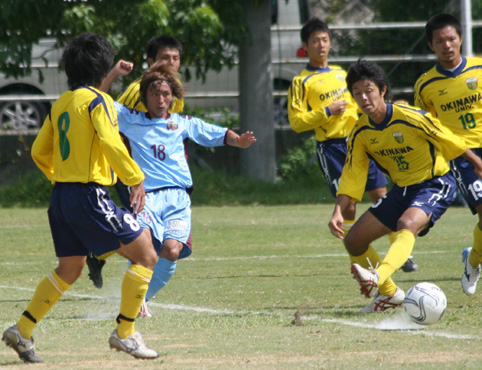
403, 282, 447, 325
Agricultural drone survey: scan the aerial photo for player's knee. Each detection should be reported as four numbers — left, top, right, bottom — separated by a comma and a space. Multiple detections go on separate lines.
161, 240, 182, 261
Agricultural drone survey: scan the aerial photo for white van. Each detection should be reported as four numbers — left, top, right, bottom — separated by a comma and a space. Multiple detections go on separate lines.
0, 0, 308, 130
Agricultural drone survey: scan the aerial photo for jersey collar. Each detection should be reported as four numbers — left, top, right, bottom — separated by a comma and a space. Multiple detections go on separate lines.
306, 64, 331, 73
435, 56, 467, 77
368, 102, 393, 129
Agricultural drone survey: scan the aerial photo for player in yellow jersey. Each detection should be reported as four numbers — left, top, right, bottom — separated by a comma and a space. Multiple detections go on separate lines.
288, 18, 417, 273
1, 33, 160, 362
329, 59, 482, 313
414, 13, 482, 295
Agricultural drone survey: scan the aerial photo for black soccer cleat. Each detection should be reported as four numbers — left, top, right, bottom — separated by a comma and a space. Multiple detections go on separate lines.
86, 253, 106, 288
401, 258, 418, 273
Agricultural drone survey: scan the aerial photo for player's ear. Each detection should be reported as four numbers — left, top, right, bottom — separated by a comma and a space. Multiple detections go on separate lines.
428, 42, 434, 52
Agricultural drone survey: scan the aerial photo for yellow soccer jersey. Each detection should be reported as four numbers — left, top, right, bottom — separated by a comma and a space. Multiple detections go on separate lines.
32, 86, 144, 186
414, 56, 482, 148
288, 64, 358, 141
338, 103, 466, 201
117, 77, 184, 113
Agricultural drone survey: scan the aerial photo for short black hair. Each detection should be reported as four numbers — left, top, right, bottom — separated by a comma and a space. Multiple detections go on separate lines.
346, 59, 392, 101
425, 13, 462, 44
300, 17, 331, 44
62, 33, 114, 89
146, 35, 183, 61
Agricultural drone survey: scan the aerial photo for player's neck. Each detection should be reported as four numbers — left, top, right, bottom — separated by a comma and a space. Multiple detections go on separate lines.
308, 58, 329, 69
368, 102, 388, 125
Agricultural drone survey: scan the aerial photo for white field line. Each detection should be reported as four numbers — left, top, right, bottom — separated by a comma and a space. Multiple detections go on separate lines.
0, 284, 473, 340
0, 250, 449, 266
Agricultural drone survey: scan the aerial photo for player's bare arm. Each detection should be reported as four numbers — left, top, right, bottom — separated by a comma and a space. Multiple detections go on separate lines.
100, 60, 134, 92
462, 148, 482, 179
328, 194, 352, 239
226, 130, 257, 148
129, 181, 146, 215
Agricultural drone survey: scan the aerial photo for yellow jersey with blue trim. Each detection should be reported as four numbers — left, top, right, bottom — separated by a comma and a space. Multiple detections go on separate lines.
414, 56, 482, 149
117, 77, 184, 113
288, 64, 358, 141
31, 86, 144, 186
338, 103, 466, 201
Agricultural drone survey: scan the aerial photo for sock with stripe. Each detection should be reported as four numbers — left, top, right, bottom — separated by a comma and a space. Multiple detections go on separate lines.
117, 264, 153, 339
17, 270, 71, 339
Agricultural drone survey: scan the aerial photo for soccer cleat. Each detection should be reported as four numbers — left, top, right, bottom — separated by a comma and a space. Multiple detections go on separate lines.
351, 263, 379, 298
109, 330, 160, 359
401, 258, 418, 273
138, 301, 152, 318
86, 252, 106, 289
2, 325, 44, 363
359, 287, 405, 313
461, 247, 481, 295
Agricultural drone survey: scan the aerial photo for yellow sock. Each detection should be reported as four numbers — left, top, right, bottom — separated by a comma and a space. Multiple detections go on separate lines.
377, 229, 416, 286
98, 251, 116, 261
470, 224, 482, 268
117, 264, 153, 339
17, 270, 71, 339
387, 232, 396, 245
350, 245, 397, 296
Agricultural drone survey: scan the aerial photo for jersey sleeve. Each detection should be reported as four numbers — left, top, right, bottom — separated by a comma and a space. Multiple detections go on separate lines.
336, 129, 370, 202
183, 116, 228, 147
413, 76, 438, 117
31, 113, 55, 182
91, 97, 144, 186
287, 76, 329, 133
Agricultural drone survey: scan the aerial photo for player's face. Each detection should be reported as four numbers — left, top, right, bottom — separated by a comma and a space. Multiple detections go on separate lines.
146, 81, 173, 119
351, 79, 387, 122
303, 30, 331, 67
153, 47, 181, 72
429, 26, 463, 69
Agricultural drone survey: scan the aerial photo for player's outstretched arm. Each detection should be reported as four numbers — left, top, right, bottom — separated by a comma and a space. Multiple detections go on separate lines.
225, 130, 257, 148
99, 60, 134, 93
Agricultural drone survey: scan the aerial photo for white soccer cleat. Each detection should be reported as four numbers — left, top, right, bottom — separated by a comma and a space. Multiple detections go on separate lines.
461, 247, 481, 295
138, 301, 152, 318
109, 330, 160, 359
351, 263, 379, 298
2, 325, 44, 363
359, 287, 405, 313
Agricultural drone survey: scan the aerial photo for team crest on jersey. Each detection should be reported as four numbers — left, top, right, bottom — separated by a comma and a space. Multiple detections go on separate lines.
393, 131, 404, 144
167, 122, 178, 130
336, 74, 344, 82
466, 77, 478, 90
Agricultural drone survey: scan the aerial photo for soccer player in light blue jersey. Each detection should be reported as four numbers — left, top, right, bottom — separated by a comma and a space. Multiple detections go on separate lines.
111, 61, 256, 316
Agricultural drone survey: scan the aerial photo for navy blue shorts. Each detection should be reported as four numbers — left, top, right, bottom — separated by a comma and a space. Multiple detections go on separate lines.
369, 172, 456, 236
316, 138, 388, 198
48, 183, 143, 258
451, 148, 482, 215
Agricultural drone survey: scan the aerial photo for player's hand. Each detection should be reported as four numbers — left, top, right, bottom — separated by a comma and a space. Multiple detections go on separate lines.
129, 182, 145, 215
328, 212, 345, 240
113, 60, 134, 77
237, 131, 257, 148
328, 100, 348, 116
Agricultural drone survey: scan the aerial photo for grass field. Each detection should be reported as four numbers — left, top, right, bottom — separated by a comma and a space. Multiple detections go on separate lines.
1, 204, 482, 369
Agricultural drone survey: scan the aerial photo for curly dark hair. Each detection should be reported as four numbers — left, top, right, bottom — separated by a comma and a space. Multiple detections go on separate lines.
139, 62, 184, 107
346, 59, 392, 101
62, 33, 114, 89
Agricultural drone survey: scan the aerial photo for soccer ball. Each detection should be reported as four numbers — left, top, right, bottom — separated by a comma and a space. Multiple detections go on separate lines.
403, 282, 447, 325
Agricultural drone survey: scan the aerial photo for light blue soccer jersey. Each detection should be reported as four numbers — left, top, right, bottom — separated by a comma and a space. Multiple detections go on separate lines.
115, 102, 228, 191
